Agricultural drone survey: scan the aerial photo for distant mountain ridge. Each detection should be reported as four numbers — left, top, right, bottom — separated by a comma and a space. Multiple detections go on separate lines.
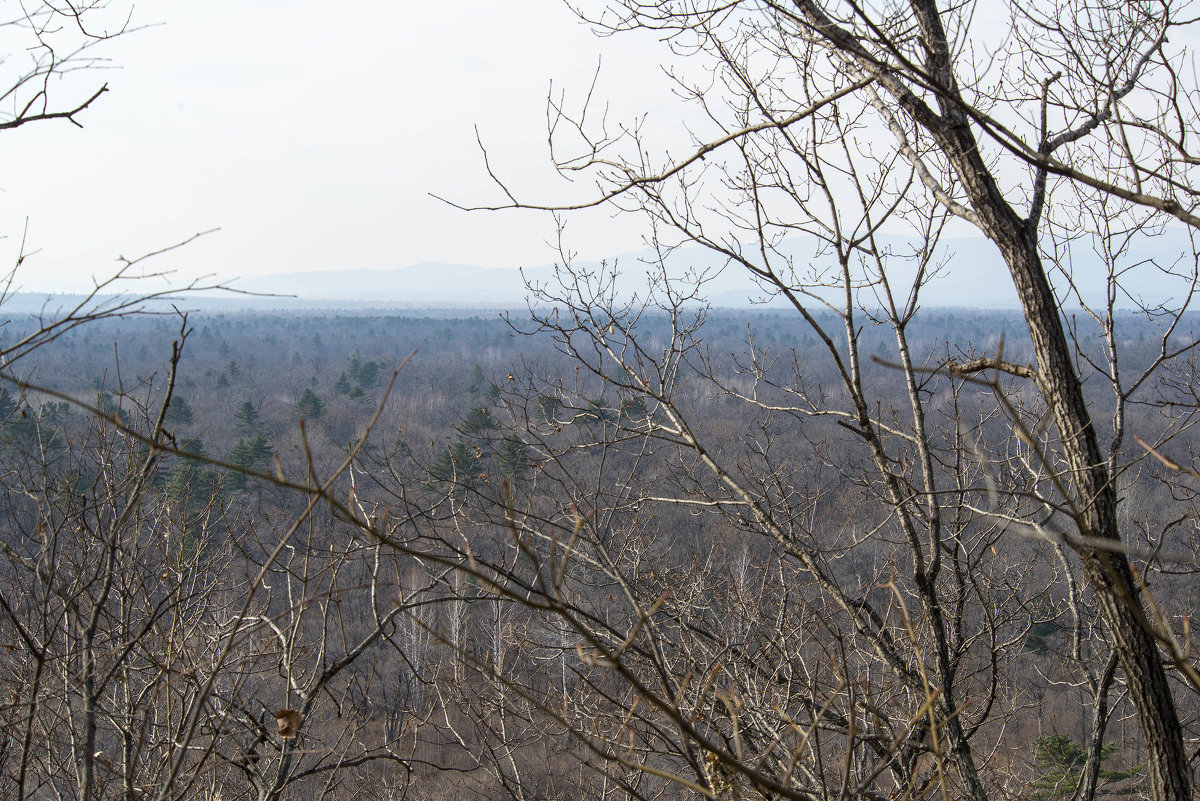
230, 230, 1197, 309
11, 232, 1193, 312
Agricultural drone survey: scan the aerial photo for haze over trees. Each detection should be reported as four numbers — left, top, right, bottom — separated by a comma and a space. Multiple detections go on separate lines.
6, 2, 1200, 801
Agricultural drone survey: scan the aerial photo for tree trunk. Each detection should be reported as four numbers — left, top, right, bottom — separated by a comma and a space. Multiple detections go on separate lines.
948, 139, 1190, 797
998, 225, 1190, 801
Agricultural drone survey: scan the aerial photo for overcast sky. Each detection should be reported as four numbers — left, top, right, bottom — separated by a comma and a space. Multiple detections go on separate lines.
0, 1, 688, 293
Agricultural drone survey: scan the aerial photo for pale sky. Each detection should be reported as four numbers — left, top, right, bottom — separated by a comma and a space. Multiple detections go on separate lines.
0, 1, 686, 293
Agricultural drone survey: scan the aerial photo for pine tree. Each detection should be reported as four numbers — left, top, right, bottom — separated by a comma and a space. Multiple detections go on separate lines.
96, 392, 131, 426
467, 365, 499, 404
534, 394, 561, 424
296, 388, 325, 420
167, 438, 220, 534
225, 434, 273, 492
1029, 735, 1142, 798
0, 386, 15, 422
233, 401, 261, 439
574, 398, 616, 427
468, 364, 486, 398
497, 434, 533, 479
460, 406, 498, 437
164, 396, 194, 425
429, 441, 475, 485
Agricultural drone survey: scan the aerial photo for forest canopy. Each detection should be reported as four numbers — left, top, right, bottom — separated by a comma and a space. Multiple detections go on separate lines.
6, 2, 1200, 801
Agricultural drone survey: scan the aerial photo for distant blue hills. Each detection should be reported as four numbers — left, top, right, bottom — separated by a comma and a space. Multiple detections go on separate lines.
10, 230, 1197, 312
228, 229, 1196, 310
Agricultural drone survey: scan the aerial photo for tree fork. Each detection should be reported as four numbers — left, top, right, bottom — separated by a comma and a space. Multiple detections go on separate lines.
943, 118, 1190, 796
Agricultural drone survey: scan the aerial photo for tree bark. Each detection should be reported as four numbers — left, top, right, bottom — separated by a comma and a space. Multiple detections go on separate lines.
863, 1, 1193, 793
994, 221, 1190, 801
932, 112, 1190, 800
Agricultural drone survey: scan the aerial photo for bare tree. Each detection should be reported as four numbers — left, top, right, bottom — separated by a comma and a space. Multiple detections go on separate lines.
436, 2, 1200, 800
0, 1, 132, 133
0, 9, 438, 797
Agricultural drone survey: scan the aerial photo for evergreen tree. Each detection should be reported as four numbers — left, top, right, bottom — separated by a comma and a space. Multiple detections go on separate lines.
428, 441, 476, 485
497, 434, 533, 480
225, 434, 274, 492
2, 403, 67, 453
96, 392, 131, 426
168, 438, 220, 534
460, 406, 498, 438
1029, 735, 1141, 798
574, 398, 617, 427
178, 437, 207, 459
356, 359, 381, 388
467, 365, 499, 404
164, 396, 194, 425
0, 386, 15, 422
296, 388, 325, 419
334, 372, 352, 395
620, 396, 648, 422
347, 354, 382, 389
534, 394, 561, 424
468, 364, 486, 397
392, 436, 411, 460
233, 401, 262, 439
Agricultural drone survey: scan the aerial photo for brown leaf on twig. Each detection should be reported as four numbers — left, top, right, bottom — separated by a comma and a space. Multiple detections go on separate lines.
275, 709, 303, 738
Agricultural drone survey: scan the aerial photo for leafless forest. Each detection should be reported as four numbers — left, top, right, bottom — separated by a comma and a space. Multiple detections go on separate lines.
1, 302, 1198, 801
8, 1, 1200, 800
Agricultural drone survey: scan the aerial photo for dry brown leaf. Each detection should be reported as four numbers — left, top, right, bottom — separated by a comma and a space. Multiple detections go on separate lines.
275, 709, 303, 738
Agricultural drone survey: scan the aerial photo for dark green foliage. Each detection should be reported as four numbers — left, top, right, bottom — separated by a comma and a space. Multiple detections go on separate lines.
225, 434, 273, 492
233, 401, 262, 439
347, 354, 381, 388
296, 388, 325, 419
468, 364, 486, 394
168, 446, 220, 534
460, 406, 498, 438
96, 391, 132, 426
180, 437, 207, 458
574, 398, 617, 427
164, 396, 194, 425
534, 394, 561, 423
620, 396, 648, 422
429, 441, 476, 484
229, 434, 273, 470
1025, 596, 1061, 655
0, 386, 15, 421
2, 402, 68, 453
334, 372, 352, 395
35, 396, 66, 424
497, 434, 533, 479
1025, 620, 1059, 655
392, 436, 411, 460
1029, 734, 1141, 798
467, 364, 500, 404
348, 385, 365, 399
